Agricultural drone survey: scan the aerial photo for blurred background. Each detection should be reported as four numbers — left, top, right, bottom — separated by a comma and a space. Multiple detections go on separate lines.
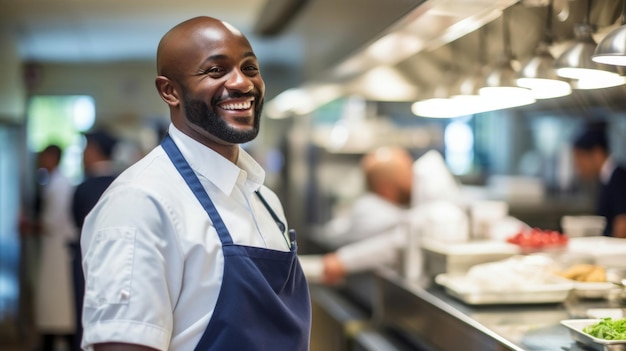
1, 0, 626, 349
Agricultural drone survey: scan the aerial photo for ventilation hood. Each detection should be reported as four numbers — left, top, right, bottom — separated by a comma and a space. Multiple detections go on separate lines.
267, 0, 521, 117
268, 0, 625, 117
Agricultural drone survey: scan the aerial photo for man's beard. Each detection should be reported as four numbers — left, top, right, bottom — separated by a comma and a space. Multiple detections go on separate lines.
183, 91, 263, 144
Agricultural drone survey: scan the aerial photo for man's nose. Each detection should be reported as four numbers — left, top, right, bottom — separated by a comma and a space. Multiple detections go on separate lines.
225, 69, 253, 93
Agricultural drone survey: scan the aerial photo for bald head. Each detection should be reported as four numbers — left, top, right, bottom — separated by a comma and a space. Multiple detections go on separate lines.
158, 17, 249, 79
362, 147, 414, 206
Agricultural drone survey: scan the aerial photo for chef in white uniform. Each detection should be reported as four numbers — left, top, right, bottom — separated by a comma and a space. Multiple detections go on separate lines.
313, 147, 414, 284
35, 145, 77, 350
304, 148, 465, 284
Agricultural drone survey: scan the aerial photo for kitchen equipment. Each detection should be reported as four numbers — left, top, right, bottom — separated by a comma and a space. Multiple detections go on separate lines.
436, 273, 573, 305
567, 237, 626, 268
561, 215, 606, 237
572, 281, 616, 299
470, 200, 509, 240
561, 319, 626, 351
421, 238, 519, 277
419, 201, 470, 244
487, 175, 546, 203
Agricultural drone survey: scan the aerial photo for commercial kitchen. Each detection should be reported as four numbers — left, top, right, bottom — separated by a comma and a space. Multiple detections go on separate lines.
1, 0, 626, 350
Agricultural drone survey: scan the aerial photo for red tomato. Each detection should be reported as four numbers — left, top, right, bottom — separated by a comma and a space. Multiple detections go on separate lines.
506, 228, 567, 249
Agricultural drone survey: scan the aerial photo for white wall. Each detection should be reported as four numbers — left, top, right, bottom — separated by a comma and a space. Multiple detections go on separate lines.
29, 61, 169, 130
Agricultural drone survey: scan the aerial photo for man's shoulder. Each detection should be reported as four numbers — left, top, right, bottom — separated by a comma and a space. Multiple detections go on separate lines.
114, 146, 171, 182
612, 165, 626, 183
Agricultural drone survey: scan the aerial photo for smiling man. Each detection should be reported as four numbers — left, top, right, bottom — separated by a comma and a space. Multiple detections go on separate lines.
80, 17, 311, 351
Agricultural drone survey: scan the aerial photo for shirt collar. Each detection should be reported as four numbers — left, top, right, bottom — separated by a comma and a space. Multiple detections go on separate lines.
600, 157, 617, 185
167, 124, 265, 195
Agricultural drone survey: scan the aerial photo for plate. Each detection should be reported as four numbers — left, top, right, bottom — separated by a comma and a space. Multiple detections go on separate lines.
561, 319, 626, 351
435, 273, 573, 305
573, 281, 616, 299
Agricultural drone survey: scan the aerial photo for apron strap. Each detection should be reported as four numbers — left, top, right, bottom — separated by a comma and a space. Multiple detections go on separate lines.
161, 134, 233, 245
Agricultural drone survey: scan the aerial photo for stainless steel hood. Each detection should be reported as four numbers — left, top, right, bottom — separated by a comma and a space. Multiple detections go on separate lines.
267, 0, 626, 117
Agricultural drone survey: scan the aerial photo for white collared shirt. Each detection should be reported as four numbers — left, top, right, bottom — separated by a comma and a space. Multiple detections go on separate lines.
600, 157, 617, 185
81, 124, 289, 351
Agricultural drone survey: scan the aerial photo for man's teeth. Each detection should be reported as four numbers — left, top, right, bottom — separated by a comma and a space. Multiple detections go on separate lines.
221, 101, 252, 110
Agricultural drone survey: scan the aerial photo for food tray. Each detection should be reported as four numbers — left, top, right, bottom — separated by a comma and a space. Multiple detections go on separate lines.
561, 319, 626, 351
567, 237, 626, 268
573, 281, 616, 299
421, 239, 520, 277
435, 273, 573, 305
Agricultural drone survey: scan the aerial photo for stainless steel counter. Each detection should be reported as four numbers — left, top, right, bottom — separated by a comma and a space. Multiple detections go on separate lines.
374, 268, 626, 351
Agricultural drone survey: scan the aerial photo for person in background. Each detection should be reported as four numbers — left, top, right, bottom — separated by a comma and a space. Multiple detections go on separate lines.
80, 16, 310, 351
316, 147, 415, 284
34, 145, 77, 351
71, 130, 120, 228
572, 124, 626, 238
69, 130, 119, 351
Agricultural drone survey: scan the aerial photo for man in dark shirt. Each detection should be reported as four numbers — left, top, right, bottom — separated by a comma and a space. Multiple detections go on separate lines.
573, 126, 626, 238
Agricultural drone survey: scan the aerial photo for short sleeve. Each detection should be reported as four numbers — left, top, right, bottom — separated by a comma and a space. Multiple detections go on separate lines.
81, 185, 181, 351
83, 227, 136, 308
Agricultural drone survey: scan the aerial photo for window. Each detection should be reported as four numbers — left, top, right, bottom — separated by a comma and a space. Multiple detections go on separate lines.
444, 118, 474, 175
27, 95, 96, 182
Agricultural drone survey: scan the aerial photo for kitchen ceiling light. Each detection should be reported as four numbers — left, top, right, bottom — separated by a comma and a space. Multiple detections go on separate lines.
593, 26, 626, 65
554, 0, 622, 86
592, 0, 626, 65
478, 9, 536, 109
516, 0, 572, 99
411, 98, 462, 118
479, 59, 536, 109
265, 83, 344, 119
347, 66, 420, 101
554, 25, 620, 80
517, 45, 572, 99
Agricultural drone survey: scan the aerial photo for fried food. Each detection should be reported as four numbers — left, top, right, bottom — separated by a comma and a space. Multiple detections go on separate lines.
557, 264, 606, 282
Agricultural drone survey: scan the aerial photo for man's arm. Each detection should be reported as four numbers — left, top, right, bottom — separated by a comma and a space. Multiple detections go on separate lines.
612, 214, 626, 238
94, 343, 158, 351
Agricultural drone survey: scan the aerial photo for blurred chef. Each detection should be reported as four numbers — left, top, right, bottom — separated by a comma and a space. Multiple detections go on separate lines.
317, 146, 415, 284
572, 124, 626, 238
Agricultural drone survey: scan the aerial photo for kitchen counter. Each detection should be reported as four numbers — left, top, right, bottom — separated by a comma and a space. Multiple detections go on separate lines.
374, 268, 626, 351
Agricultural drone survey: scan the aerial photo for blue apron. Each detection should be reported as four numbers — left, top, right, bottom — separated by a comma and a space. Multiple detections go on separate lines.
161, 134, 311, 351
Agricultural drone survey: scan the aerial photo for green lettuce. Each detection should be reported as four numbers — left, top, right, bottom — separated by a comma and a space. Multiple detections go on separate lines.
583, 318, 626, 340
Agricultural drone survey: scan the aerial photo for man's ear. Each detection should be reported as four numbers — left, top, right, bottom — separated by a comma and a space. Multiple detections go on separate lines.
155, 76, 180, 107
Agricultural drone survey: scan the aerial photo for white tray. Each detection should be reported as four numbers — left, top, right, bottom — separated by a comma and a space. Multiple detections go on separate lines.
567, 237, 626, 268
435, 273, 573, 305
573, 281, 616, 299
561, 319, 626, 351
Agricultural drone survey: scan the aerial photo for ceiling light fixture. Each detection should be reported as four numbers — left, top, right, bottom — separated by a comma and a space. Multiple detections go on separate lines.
554, 0, 622, 87
516, 0, 572, 99
478, 10, 536, 109
447, 29, 496, 115
413, 36, 491, 118
592, 0, 626, 65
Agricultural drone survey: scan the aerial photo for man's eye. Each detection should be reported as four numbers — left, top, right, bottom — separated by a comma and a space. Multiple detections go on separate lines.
243, 66, 259, 74
206, 67, 224, 75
